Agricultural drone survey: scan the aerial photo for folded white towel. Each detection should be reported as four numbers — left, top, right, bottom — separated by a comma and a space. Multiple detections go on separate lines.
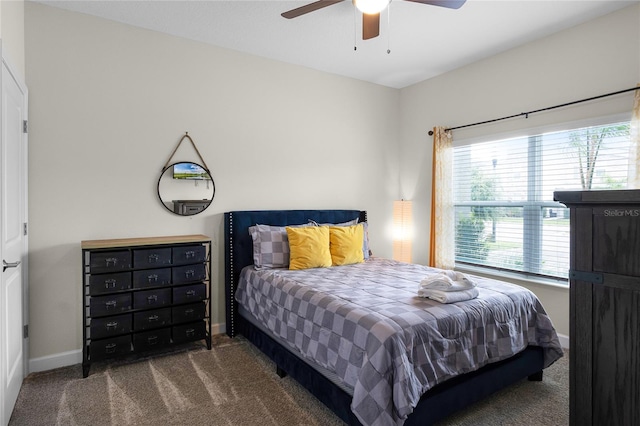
419, 271, 476, 291
417, 287, 479, 304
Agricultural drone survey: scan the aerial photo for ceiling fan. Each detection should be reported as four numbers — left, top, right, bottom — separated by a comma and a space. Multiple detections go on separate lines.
281, 0, 466, 40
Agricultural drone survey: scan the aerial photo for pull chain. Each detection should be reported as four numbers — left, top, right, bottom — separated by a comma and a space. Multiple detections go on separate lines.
387, 2, 391, 54
353, 6, 358, 51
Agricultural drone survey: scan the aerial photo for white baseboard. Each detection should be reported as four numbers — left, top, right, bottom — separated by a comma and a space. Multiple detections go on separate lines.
28, 322, 227, 374
557, 333, 569, 349
29, 349, 82, 374
213, 322, 226, 335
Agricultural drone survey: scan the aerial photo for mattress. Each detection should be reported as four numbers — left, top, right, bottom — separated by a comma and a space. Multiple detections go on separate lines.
235, 257, 563, 426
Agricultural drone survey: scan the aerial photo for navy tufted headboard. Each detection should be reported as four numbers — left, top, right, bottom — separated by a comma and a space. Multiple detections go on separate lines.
223, 209, 366, 337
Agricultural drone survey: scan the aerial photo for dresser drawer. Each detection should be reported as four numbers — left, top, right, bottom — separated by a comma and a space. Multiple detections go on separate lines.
89, 272, 132, 295
133, 248, 172, 269
132, 268, 171, 289
90, 293, 132, 317
133, 288, 171, 310
172, 321, 207, 344
134, 308, 171, 331
90, 313, 132, 339
89, 251, 131, 273
172, 302, 206, 324
172, 245, 206, 265
172, 263, 206, 284
134, 328, 171, 352
173, 283, 206, 305
90, 335, 132, 360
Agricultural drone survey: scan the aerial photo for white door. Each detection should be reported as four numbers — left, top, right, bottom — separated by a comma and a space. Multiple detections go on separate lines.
0, 52, 28, 426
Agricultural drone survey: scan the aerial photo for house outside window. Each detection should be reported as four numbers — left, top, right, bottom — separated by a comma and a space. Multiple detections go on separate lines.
453, 120, 631, 280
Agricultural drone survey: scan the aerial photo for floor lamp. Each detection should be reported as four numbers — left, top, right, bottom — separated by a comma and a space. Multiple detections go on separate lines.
393, 200, 412, 263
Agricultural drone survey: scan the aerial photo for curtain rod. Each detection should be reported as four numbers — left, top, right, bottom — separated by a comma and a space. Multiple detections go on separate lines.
427, 86, 640, 136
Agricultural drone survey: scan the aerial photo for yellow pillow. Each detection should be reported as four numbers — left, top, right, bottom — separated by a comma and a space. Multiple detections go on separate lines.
329, 224, 365, 266
286, 226, 332, 270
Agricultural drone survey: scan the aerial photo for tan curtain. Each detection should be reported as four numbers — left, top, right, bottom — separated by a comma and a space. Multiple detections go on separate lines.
629, 85, 640, 188
428, 127, 454, 269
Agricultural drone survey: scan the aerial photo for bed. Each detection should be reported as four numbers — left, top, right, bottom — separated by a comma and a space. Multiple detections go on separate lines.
224, 209, 563, 425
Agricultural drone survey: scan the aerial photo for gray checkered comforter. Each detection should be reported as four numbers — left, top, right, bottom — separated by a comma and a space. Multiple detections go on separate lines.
235, 258, 563, 426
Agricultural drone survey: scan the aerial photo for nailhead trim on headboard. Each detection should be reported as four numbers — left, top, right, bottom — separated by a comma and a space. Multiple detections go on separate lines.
224, 209, 366, 339
228, 212, 235, 337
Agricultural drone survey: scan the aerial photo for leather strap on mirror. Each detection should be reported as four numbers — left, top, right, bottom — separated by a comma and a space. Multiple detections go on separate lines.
163, 132, 210, 171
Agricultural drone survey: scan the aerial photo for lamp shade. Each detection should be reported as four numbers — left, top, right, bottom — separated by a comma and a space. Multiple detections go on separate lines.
393, 200, 412, 263
354, 0, 391, 14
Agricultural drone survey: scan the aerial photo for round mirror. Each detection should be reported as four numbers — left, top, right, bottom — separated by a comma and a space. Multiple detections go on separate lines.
157, 162, 215, 216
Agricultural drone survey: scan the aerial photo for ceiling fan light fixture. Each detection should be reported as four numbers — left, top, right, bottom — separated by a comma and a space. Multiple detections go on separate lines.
354, 0, 390, 15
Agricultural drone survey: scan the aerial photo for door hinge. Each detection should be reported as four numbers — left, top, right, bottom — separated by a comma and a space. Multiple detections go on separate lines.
23, 324, 28, 339
23, 120, 28, 134
23, 222, 27, 236
569, 269, 603, 284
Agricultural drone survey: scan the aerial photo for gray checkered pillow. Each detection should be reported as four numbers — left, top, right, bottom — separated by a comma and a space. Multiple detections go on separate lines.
249, 224, 306, 269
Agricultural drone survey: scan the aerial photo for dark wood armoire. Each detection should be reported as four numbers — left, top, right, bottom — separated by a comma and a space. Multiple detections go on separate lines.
554, 189, 640, 426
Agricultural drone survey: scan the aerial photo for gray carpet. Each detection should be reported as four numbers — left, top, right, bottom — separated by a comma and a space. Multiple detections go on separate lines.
10, 336, 568, 425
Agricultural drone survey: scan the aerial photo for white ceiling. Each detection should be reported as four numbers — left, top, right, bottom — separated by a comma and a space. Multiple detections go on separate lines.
35, 0, 638, 88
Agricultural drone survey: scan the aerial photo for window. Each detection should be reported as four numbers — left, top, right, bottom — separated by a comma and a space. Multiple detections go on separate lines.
453, 120, 631, 280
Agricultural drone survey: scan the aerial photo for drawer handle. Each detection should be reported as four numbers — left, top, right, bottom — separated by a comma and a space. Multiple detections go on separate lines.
148, 254, 159, 263
185, 328, 195, 337
147, 274, 158, 283
184, 308, 195, 316
185, 290, 196, 298
148, 315, 159, 322
147, 336, 159, 345
104, 279, 117, 289
105, 343, 117, 353
105, 257, 118, 267
185, 250, 195, 259
106, 321, 119, 330
105, 300, 117, 309
147, 295, 158, 304
185, 270, 195, 278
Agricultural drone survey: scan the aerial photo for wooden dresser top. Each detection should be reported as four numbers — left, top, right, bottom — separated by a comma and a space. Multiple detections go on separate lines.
81, 234, 211, 250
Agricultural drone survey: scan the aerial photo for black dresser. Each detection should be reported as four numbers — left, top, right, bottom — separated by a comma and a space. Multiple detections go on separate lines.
81, 234, 212, 377
554, 189, 640, 426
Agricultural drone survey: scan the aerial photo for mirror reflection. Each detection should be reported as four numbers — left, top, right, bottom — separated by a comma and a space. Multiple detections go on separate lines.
157, 162, 215, 216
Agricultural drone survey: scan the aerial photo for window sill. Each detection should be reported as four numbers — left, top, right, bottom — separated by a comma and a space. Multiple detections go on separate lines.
455, 264, 569, 290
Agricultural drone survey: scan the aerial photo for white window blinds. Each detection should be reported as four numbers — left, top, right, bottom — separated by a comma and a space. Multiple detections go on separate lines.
453, 121, 631, 279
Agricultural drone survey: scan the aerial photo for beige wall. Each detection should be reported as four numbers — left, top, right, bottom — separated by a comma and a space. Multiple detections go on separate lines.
400, 3, 640, 337
25, 2, 400, 361
24, 1, 640, 364
1, 0, 25, 80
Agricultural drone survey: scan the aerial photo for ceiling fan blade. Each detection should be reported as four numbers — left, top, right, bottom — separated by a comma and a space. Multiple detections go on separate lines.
362, 13, 380, 40
403, 0, 466, 9
281, 0, 344, 19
